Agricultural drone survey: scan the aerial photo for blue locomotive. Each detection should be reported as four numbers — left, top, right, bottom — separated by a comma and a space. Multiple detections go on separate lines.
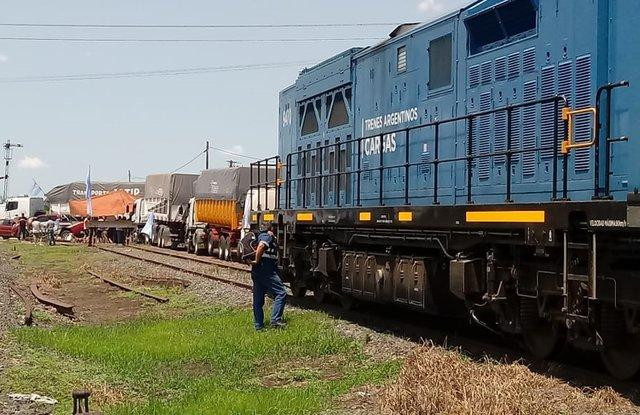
251, 0, 640, 379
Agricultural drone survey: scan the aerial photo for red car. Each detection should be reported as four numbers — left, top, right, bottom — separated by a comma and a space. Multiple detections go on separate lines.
0, 219, 19, 239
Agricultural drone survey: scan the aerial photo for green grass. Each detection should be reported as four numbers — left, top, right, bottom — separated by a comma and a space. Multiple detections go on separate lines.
9, 309, 400, 414
0, 240, 97, 275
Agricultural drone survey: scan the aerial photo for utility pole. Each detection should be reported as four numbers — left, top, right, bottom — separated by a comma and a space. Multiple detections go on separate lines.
128, 170, 131, 182
205, 140, 210, 169
3, 140, 23, 202
227, 160, 239, 168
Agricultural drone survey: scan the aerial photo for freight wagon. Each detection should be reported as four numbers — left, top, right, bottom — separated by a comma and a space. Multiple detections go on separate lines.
138, 173, 198, 248
185, 167, 251, 260
250, 0, 640, 379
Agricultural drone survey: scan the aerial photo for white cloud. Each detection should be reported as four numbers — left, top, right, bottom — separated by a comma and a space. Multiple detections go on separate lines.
418, 0, 445, 13
417, 0, 469, 15
18, 156, 47, 169
227, 145, 244, 154
0, 54, 8, 63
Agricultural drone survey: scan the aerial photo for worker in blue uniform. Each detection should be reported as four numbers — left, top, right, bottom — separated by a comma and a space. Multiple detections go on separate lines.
251, 226, 287, 330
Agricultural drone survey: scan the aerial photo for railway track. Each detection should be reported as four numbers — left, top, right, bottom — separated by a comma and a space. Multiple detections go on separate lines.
94, 243, 640, 402
96, 245, 253, 291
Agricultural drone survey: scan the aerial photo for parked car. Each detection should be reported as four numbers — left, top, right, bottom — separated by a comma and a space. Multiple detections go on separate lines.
32, 214, 84, 241
0, 219, 19, 239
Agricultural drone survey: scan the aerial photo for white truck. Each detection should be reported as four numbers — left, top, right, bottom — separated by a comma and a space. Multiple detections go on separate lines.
136, 173, 198, 248
0, 196, 45, 220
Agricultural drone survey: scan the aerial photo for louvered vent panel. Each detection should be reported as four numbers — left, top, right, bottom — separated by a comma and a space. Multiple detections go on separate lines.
419, 145, 431, 175
494, 111, 507, 165
478, 92, 493, 180
495, 57, 507, 81
481, 61, 492, 85
540, 66, 556, 159
510, 106, 521, 163
523, 48, 536, 73
522, 80, 538, 177
557, 61, 573, 154
469, 98, 478, 168
508, 52, 520, 80
574, 55, 592, 173
469, 65, 480, 88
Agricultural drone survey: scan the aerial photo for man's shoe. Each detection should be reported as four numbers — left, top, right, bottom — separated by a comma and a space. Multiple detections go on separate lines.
270, 321, 287, 329
255, 326, 265, 331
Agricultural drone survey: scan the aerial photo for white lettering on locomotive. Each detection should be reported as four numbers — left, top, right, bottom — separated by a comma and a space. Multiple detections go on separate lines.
362, 133, 397, 156
362, 107, 417, 156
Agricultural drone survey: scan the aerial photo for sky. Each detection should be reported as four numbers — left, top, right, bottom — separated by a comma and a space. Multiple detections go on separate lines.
0, 0, 470, 197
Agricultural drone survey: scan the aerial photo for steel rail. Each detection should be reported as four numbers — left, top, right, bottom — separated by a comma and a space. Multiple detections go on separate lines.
129, 244, 251, 272
29, 283, 74, 315
96, 246, 253, 291
87, 270, 169, 303
10, 285, 33, 326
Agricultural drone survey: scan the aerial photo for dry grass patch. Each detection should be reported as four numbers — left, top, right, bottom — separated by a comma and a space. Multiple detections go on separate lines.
379, 344, 639, 415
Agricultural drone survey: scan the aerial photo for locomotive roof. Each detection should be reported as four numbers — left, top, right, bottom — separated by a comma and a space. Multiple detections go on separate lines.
353, 0, 506, 59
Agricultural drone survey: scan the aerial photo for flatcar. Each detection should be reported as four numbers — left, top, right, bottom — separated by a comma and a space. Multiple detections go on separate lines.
250, 0, 640, 379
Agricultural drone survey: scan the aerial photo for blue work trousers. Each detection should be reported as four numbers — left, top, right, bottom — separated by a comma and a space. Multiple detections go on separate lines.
251, 261, 286, 329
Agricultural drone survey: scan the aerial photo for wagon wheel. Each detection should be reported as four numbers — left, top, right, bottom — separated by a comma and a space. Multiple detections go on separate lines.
207, 237, 215, 256
218, 236, 227, 260
187, 234, 195, 254
520, 298, 564, 359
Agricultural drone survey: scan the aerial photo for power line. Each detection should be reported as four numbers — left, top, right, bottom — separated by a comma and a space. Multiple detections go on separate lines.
0, 22, 401, 29
0, 36, 380, 43
210, 146, 261, 161
171, 150, 206, 173
0, 61, 313, 83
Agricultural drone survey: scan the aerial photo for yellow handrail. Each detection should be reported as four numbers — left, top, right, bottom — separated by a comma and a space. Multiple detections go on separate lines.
561, 106, 598, 154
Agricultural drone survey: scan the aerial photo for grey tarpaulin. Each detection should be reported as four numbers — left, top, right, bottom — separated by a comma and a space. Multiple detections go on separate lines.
45, 182, 145, 204
193, 167, 252, 202
144, 173, 198, 205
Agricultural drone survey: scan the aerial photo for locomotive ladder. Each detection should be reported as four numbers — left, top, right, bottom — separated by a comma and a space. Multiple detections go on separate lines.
563, 232, 598, 322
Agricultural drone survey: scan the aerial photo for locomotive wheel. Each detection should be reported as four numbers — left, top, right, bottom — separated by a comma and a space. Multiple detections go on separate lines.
601, 336, 640, 380
521, 298, 564, 360
600, 304, 640, 380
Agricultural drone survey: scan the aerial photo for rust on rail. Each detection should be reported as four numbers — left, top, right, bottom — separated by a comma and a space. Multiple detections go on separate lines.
30, 283, 74, 315
10, 285, 33, 326
87, 269, 169, 303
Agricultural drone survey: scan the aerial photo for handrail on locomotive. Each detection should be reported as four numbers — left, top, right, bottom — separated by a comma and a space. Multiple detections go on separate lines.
250, 82, 630, 213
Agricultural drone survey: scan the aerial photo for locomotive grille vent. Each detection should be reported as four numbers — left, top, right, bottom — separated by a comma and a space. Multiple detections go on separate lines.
420, 143, 431, 175
540, 65, 556, 159
495, 57, 507, 81
469, 65, 480, 88
523, 48, 536, 73
478, 92, 493, 181
574, 55, 592, 173
508, 52, 520, 80
522, 80, 538, 177
557, 60, 573, 157
481, 61, 492, 85
493, 111, 507, 165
